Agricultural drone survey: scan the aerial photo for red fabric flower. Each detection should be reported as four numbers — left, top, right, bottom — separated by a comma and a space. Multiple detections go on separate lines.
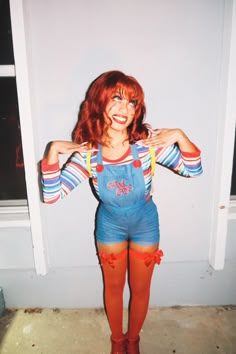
133, 160, 141, 168
96, 164, 104, 172
98, 251, 117, 268
144, 249, 164, 267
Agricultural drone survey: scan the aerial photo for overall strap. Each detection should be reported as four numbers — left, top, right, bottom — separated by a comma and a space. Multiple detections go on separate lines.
87, 145, 156, 177
96, 144, 103, 164
131, 144, 140, 160
132, 144, 156, 175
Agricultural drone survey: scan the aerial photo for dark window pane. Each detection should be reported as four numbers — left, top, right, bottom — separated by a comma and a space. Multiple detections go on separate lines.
231, 132, 236, 196
0, 77, 27, 200
0, 0, 14, 64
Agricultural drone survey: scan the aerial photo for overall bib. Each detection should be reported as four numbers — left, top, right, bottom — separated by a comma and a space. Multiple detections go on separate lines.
95, 144, 160, 245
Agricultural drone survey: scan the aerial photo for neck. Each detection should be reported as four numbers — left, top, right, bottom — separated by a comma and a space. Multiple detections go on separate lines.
102, 129, 129, 148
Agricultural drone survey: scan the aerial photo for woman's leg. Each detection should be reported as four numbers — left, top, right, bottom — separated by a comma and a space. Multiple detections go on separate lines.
128, 242, 163, 340
97, 241, 128, 341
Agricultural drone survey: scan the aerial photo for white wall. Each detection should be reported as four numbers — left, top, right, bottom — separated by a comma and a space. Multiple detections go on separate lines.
1, 0, 236, 308
29, 0, 220, 266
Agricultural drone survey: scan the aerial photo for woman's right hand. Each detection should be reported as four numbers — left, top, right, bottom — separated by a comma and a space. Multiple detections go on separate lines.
46, 141, 97, 164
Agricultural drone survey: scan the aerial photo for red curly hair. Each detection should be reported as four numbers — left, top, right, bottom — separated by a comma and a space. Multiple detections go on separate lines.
72, 70, 150, 146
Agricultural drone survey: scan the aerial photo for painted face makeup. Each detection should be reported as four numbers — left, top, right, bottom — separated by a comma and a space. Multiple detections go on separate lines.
104, 92, 137, 132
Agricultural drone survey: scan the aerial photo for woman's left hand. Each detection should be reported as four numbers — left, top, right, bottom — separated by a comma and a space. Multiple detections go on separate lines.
138, 128, 182, 148
137, 128, 199, 153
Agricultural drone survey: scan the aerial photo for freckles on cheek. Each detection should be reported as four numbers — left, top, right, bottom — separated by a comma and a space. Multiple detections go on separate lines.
108, 103, 116, 112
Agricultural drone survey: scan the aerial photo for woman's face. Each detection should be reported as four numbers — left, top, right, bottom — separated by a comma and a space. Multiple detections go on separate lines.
104, 91, 137, 132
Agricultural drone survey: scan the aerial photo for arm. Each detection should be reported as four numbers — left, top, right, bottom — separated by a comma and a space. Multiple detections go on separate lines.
143, 128, 198, 152
140, 128, 203, 177
41, 141, 96, 204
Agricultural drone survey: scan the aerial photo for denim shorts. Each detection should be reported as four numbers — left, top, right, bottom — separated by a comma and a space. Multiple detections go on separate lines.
96, 198, 160, 246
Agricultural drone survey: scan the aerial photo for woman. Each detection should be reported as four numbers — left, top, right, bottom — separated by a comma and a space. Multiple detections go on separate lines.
41, 70, 202, 354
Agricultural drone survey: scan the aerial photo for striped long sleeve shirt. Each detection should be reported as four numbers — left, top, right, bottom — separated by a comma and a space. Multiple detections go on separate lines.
41, 143, 203, 204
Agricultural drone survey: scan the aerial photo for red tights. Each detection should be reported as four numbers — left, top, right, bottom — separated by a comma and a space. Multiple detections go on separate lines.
98, 247, 163, 341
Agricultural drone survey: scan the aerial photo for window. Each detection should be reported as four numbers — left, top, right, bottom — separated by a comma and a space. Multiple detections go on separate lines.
230, 131, 236, 198
0, 0, 27, 203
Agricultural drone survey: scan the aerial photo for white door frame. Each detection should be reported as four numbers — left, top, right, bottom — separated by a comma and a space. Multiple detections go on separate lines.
10, 0, 48, 275
209, 0, 236, 270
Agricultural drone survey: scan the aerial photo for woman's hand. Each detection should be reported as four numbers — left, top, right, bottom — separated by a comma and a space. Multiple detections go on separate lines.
137, 128, 198, 153
46, 141, 97, 164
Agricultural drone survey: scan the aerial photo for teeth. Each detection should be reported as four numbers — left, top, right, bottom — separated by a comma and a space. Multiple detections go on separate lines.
113, 115, 127, 122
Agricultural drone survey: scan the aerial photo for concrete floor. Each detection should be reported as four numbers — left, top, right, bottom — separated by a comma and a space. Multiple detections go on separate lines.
0, 306, 236, 354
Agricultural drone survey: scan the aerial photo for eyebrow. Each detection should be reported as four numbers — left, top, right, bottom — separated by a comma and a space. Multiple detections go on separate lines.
113, 90, 137, 103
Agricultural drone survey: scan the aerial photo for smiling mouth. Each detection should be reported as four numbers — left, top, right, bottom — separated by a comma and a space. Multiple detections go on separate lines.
112, 115, 127, 124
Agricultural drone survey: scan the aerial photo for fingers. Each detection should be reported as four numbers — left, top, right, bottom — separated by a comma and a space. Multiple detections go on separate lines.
78, 148, 99, 153
51, 141, 98, 155
136, 140, 158, 148
137, 134, 162, 147
73, 142, 98, 153
136, 128, 176, 148
149, 128, 161, 135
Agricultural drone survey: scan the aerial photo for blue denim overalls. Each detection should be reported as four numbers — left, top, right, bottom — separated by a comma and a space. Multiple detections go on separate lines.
95, 144, 160, 245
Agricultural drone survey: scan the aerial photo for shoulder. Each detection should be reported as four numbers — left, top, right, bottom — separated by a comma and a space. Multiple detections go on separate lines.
71, 151, 98, 166
134, 143, 153, 159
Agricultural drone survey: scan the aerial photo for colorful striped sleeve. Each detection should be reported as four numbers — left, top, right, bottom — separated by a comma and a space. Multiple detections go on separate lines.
155, 144, 203, 177
41, 152, 90, 204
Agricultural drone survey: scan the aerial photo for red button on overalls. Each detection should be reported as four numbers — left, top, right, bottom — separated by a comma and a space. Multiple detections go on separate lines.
96, 164, 104, 172
133, 160, 141, 168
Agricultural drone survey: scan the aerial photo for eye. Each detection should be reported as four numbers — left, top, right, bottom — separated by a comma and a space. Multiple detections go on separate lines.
112, 95, 122, 102
129, 99, 137, 107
